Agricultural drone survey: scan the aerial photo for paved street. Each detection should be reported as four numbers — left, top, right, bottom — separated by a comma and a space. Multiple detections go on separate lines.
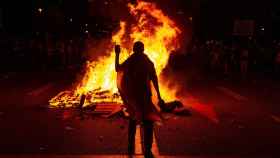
0, 71, 279, 158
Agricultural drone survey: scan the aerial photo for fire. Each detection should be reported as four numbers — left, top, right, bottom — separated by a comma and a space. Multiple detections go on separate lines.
49, 0, 182, 108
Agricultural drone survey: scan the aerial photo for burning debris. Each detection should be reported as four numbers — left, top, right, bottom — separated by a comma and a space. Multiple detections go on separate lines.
49, 89, 122, 108
49, 0, 184, 115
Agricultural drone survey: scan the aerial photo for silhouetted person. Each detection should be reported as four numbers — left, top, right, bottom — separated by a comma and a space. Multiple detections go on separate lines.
115, 41, 164, 157
240, 47, 249, 79
275, 48, 280, 78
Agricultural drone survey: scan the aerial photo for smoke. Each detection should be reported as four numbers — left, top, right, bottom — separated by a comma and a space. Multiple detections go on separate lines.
86, 38, 113, 61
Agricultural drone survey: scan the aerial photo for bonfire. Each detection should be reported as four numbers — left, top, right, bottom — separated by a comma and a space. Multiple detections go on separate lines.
49, 0, 182, 110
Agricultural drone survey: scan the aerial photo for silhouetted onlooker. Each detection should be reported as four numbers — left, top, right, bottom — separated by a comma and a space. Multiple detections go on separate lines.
115, 41, 164, 158
240, 47, 249, 78
275, 48, 280, 77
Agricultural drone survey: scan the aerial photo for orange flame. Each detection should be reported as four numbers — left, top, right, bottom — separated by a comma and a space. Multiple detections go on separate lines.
49, 0, 182, 107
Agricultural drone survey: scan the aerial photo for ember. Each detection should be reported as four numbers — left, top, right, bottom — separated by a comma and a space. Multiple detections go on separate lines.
49, 0, 182, 108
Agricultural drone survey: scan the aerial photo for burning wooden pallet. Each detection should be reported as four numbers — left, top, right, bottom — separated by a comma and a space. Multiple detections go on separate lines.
49, 90, 122, 108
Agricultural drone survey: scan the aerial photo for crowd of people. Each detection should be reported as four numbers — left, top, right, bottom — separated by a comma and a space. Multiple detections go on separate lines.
1, 34, 280, 80
0, 35, 88, 72
179, 38, 280, 80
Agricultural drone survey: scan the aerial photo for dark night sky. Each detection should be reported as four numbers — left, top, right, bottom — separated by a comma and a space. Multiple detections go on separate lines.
1, 0, 279, 37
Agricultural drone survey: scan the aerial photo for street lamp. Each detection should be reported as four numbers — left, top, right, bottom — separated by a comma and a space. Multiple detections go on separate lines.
38, 8, 43, 14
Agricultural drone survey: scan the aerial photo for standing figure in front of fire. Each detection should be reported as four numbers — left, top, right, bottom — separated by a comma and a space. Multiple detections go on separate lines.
115, 41, 164, 158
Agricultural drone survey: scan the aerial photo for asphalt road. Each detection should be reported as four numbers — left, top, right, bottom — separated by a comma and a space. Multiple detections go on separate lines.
0, 71, 279, 157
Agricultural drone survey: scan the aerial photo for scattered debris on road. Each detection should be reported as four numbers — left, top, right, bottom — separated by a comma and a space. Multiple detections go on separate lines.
98, 136, 104, 142
65, 126, 75, 131
271, 115, 280, 123
27, 83, 53, 96
216, 86, 248, 101
39, 145, 48, 151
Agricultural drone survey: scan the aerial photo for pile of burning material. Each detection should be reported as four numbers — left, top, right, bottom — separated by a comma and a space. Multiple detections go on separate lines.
49, 0, 185, 115
49, 90, 122, 108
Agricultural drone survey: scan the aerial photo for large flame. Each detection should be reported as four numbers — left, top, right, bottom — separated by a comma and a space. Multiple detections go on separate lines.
49, 0, 182, 108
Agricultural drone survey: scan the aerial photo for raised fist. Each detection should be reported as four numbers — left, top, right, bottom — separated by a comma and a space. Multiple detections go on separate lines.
115, 45, 121, 54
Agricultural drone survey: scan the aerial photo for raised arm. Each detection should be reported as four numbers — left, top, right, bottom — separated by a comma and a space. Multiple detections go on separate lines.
115, 45, 121, 72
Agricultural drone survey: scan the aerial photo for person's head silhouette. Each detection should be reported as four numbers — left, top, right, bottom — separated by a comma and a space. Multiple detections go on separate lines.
133, 41, 144, 54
